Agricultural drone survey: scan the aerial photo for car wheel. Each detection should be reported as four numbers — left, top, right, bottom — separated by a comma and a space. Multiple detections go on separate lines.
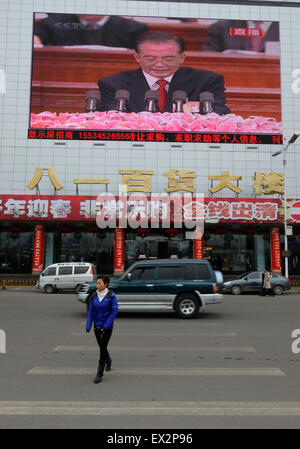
174, 294, 199, 319
231, 285, 242, 295
273, 285, 283, 295
44, 284, 55, 294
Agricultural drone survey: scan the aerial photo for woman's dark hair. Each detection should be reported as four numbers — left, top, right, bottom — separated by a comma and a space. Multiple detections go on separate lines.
134, 31, 185, 53
97, 275, 109, 286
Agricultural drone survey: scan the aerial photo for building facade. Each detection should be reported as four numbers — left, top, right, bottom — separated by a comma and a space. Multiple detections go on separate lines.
1, 0, 300, 278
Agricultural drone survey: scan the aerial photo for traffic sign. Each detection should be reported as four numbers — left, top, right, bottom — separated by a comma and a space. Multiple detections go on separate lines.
290, 201, 300, 221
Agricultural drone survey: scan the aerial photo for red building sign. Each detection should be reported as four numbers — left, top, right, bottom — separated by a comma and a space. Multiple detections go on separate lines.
32, 225, 45, 273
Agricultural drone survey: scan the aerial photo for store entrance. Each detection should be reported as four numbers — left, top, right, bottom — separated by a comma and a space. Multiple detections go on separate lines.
55, 232, 114, 274
158, 241, 169, 259
125, 230, 193, 269
204, 232, 255, 274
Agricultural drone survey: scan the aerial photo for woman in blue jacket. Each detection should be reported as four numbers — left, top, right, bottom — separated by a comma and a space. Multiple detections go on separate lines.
86, 275, 118, 384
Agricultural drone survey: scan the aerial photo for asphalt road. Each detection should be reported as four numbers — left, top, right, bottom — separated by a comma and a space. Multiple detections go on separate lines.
0, 289, 300, 429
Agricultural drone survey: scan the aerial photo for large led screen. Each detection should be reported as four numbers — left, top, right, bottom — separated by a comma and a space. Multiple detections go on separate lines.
29, 13, 282, 144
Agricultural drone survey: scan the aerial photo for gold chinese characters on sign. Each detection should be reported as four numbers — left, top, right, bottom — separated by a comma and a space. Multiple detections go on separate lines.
26, 167, 285, 196
208, 171, 242, 194
163, 169, 196, 193
27, 167, 63, 191
119, 170, 154, 193
252, 171, 285, 195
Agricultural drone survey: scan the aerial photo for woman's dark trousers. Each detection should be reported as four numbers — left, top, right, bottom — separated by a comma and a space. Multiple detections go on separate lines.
94, 326, 113, 383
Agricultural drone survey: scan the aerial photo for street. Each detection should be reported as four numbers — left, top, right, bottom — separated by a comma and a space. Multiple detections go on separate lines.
0, 289, 300, 429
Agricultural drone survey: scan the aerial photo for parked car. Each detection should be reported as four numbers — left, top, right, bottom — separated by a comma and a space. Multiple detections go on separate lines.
223, 271, 291, 295
77, 259, 223, 319
37, 262, 96, 293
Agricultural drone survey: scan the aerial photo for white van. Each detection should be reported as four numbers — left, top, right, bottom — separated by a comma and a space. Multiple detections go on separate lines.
37, 262, 96, 293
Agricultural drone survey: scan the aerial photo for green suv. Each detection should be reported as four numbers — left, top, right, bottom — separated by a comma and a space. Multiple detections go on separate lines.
77, 259, 223, 319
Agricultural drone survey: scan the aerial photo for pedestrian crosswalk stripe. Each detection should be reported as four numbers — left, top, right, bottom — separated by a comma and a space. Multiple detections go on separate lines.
53, 345, 255, 352
26, 367, 284, 376
2, 400, 300, 415
80, 321, 224, 326
71, 332, 238, 337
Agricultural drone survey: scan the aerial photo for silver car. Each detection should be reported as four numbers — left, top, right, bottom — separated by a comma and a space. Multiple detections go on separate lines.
223, 271, 291, 295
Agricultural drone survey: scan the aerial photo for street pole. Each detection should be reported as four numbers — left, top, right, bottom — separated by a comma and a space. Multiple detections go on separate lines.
272, 132, 299, 279
283, 147, 288, 279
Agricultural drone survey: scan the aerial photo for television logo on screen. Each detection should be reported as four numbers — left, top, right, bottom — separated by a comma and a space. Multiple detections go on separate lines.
54, 22, 99, 30
230, 27, 264, 37
0, 329, 6, 354
0, 70, 6, 94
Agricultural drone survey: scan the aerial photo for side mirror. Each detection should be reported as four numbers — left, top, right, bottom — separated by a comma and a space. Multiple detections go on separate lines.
126, 273, 132, 281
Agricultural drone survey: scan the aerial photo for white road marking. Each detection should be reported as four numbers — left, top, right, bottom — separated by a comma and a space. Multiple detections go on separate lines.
71, 332, 237, 337
1, 401, 300, 416
53, 345, 255, 352
26, 367, 284, 376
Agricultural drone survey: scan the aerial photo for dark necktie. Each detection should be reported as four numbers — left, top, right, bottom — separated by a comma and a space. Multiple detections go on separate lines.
157, 79, 168, 112
251, 21, 263, 52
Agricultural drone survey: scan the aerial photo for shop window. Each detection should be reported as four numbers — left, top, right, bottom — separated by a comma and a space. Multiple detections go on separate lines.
58, 232, 114, 274
204, 233, 255, 274
0, 232, 33, 274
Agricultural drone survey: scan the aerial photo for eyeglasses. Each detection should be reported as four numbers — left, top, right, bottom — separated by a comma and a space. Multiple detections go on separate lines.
139, 55, 181, 64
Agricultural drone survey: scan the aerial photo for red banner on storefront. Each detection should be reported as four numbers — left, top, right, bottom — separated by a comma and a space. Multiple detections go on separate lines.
270, 227, 282, 273
32, 225, 45, 272
114, 227, 125, 273
0, 194, 286, 224
194, 235, 204, 259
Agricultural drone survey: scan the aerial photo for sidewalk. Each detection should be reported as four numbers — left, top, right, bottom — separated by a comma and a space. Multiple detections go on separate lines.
0, 286, 38, 293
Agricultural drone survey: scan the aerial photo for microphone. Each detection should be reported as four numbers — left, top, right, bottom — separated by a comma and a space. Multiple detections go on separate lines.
172, 91, 187, 113
85, 90, 101, 112
199, 91, 215, 114
144, 90, 159, 112
115, 89, 130, 112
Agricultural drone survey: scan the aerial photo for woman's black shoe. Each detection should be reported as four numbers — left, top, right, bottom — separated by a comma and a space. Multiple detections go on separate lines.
94, 361, 104, 383
105, 359, 112, 372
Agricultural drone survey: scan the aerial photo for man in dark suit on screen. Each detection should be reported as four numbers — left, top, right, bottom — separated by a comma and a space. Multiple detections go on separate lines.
34, 14, 148, 48
203, 20, 279, 53
98, 31, 231, 115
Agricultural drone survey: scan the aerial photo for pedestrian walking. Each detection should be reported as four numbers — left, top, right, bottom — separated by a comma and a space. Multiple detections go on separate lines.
86, 275, 118, 384
262, 268, 274, 296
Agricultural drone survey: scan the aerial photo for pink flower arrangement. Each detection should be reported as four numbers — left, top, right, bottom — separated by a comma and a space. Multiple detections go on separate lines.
30, 111, 282, 134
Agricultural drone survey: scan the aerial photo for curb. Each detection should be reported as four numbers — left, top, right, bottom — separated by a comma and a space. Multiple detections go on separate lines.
0, 287, 38, 292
